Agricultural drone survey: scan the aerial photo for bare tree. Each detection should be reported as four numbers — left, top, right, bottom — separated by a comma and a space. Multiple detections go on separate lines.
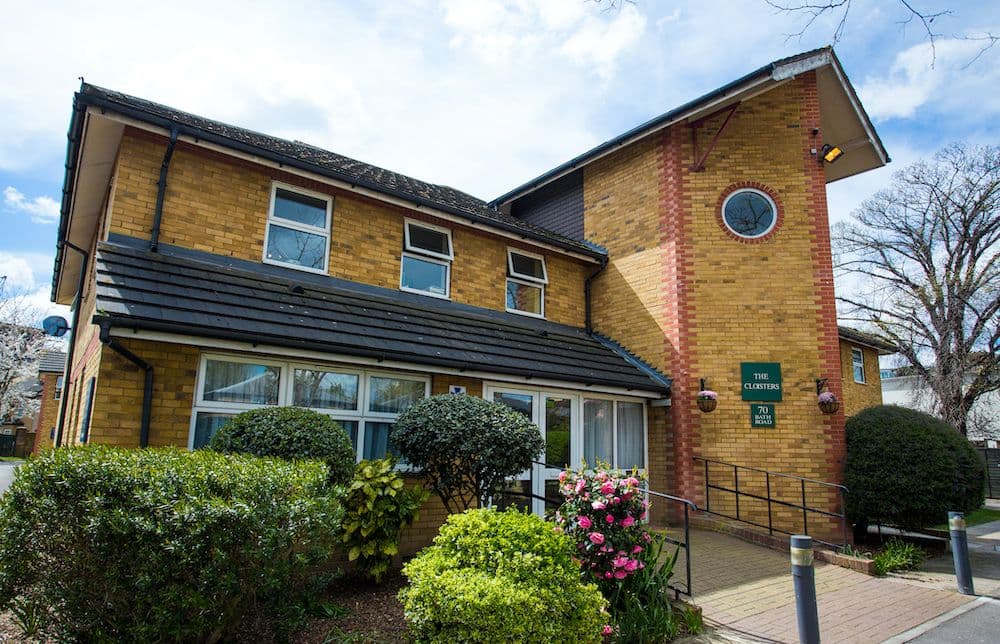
0, 278, 47, 421
835, 143, 1000, 436
765, 1, 998, 66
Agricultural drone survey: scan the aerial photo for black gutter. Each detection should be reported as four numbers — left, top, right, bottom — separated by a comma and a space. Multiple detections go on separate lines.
97, 321, 153, 447
149, 127, 179, 252
50, 91, 88, 301
584, 255, 609, 333
72, 90, 605, 262
53, 240, 89, 448
93, 315, 669, 395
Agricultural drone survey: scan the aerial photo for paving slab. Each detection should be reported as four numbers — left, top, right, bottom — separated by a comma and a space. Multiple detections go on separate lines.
677, 528, 975, 644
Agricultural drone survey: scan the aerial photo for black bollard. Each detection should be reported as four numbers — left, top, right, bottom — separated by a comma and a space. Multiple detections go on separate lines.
790, 535, 820, 644
948, 512, 975, 595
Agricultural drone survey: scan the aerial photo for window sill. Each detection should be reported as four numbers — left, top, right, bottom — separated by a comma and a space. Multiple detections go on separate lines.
400, 286, 451, 300
506, 307, 545, 319
262, 257, 329, 276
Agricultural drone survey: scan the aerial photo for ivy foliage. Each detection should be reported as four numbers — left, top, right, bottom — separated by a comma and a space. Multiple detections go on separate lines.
391, 395, 544, 512
340, 458, 428, 582
399, 508, 607, 643
209, 406, 356, 486
0, 446, 342, 642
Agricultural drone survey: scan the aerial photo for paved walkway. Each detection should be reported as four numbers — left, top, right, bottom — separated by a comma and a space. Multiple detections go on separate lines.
672, 528, 976, 643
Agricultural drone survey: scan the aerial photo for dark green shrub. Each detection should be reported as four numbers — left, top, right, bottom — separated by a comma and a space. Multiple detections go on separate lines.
340, 458, 429, 582
391, 395, 545, 511
210, 406, 356, 486
0, 446, 342, 642
844, 405, 986, 530
399, 508, 607, 643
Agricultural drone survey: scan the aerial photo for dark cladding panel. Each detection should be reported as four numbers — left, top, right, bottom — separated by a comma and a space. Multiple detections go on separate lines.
510, 172, 584, 241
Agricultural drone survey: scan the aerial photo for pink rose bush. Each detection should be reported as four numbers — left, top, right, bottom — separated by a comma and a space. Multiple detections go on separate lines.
553, 466, 652, 590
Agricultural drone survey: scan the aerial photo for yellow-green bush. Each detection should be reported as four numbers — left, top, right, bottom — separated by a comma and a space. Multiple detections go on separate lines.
399, 508, 607, 643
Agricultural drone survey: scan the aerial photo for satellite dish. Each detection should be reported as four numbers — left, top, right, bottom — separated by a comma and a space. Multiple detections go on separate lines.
42, 316, 70, 337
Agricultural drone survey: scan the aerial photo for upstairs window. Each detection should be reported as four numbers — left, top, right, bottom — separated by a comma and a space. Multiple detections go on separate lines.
54, 375, 64, 400
264, 183, 332, 274
400, 220, 452, 298
506, 249, 547, 317
851, 348, 866, 383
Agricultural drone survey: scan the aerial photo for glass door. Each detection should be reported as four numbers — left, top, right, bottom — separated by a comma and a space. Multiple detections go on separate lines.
539, 394, 574, 515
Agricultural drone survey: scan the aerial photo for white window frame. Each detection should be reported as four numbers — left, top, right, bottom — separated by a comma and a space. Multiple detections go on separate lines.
262, 181, 333, 275
188, 353, 430, 461
400, 253, 452, 299
54, 375, 64, 400
400, 219, 453, 299
720, 188, 778, 239
506, 248, 548, 284
484, 382, 648, 516
404, 219, 453, 261
506, 248, 548, 318
851, 347, 866, 384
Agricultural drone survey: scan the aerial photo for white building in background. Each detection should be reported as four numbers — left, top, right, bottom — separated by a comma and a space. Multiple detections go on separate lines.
881, 370, 1000, 445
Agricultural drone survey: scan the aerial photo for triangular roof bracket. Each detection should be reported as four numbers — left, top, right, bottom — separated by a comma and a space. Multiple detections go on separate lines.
689, 101, 740, 172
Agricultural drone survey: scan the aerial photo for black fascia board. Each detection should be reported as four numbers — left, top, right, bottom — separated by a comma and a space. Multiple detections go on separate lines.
73, 91, 606, 262
50, 92, 88, 301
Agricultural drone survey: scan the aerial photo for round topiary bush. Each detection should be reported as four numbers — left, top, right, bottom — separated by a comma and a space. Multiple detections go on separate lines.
209, 407, 355, 486
391, 395, 545, 512
844, 405, 986, 531
399, 508, 607, 643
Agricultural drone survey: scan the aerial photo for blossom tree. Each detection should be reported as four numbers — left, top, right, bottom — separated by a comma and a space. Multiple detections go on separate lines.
0, 279, 47, 421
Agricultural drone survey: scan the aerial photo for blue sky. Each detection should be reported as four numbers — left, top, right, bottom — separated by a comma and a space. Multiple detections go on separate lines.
1, 0, 998, 319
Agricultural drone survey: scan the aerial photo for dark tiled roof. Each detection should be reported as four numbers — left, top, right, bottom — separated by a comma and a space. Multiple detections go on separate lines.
92, 235, 670, 393
38, 350, 67, 373
838, 326, 897, 354
76, 84, 604, 260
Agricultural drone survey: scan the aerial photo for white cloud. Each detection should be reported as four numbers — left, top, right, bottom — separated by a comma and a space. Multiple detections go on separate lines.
0, 252, 36, 290
859, 38, 1000, 121
3, 186, 59, 224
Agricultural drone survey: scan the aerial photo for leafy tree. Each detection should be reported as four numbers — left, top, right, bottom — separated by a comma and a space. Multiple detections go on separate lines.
391, 395, 545, 512
835, 143, 999, 436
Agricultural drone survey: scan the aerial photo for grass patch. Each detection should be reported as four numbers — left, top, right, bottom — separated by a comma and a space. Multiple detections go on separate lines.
872, 538, 924, 576
929, 507, 1000, 530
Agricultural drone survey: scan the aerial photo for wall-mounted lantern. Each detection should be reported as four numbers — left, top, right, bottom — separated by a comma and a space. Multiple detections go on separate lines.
697, 379, 718, 413
815, 378, 839, 414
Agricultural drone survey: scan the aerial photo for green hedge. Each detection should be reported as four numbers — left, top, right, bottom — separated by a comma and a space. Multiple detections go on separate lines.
209, 406, 356, 486
844, 405, 986, 530
400, 508, 607, 643
0, 446, 342, 641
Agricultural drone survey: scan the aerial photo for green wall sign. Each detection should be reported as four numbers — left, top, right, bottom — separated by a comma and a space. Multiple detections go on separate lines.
750, 404, 776, 428
741, 362, 782, 401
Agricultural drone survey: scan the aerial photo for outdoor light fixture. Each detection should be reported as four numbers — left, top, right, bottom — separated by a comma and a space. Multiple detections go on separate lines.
820, 144, 844, 164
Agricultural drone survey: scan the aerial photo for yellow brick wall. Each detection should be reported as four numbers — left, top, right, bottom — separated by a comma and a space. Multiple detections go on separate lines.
107, 129, 588, 326
839, 341, 884, 417
31, 372, 62, 453
582, 74, 845, 540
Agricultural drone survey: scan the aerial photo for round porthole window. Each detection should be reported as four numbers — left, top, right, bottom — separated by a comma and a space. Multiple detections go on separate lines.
721, 189, 778, 239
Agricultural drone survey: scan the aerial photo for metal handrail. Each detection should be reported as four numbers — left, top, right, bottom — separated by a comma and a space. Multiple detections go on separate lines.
693, 456, 850, 549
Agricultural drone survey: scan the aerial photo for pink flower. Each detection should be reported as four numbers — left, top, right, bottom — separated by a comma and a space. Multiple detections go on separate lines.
624, 559, 639, 572
632, 545, 643, 554
605, 514, 615, 524
578, 515, 593, 529
612, 556, 629, 568
602, 624, 613, 637
604, 571, 613, 579
642, 532, 652, 543
592, 500, 606, 510
612, 496, 621, 505
601, 545, 613, 552
624, 476, 640, 488
558, 471, 567, 482
575, 479, 586, 494
639, 511, 647, 520
588, 532, 605, 545
600, 480, 615, 495
597, 471, 609, 482
614, 570, 628, 580
621, 516, 635, 528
